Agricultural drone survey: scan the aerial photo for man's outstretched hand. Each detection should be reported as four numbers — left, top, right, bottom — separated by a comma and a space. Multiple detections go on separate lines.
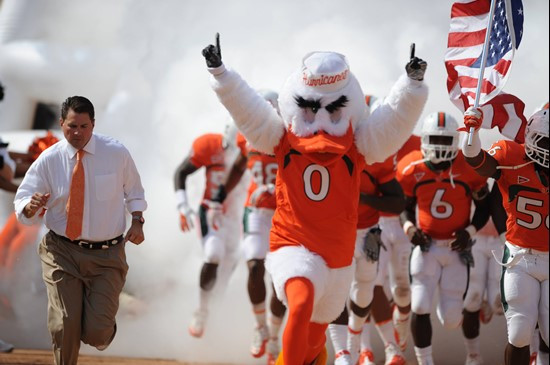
202, 33, 222, 68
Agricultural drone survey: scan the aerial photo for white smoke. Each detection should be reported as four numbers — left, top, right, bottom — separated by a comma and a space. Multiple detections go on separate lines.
0, 0, 547, 363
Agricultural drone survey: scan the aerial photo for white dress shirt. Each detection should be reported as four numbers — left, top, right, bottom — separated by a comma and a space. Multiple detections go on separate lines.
14, 134, 147, 241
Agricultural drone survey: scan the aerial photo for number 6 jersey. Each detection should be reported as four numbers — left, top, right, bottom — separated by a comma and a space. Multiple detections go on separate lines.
396, 150, 487, 240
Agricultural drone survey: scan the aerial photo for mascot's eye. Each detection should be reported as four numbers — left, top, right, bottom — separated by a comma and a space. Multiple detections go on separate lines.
295, 96, 322, 114
325, 95, 348, 114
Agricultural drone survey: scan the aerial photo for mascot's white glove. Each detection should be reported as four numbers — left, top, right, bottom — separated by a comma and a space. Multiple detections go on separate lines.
204, 200, 224, 231
405, 44, 427, 81
176, 189, 196, 232
202, 33, 223, 68
249, 183, 275, 206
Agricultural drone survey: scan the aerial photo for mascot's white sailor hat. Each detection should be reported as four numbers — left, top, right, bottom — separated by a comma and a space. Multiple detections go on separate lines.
279, 51, 366, 136
301, 52, 351, 93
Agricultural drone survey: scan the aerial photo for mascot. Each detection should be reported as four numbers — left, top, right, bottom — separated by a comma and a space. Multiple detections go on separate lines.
202, 34, 428, 365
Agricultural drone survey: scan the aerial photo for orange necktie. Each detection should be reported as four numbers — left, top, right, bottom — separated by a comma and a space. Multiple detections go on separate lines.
66, 150, 85, 240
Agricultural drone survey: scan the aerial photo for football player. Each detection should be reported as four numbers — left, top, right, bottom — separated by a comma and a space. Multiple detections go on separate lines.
461, 105, 549, 365
397, 112, 490, 365
328, 152, 407, 365
379, 134, 421, 352
174, 123, 246, 338
211, 90, 286, 364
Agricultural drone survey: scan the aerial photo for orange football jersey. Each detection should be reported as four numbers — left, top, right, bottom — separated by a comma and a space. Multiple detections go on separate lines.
358, 156, 396, 229
490, 140, 549, 251
189, 133, 246, 201
380, 135, 420, 218
245, 148, 278, 209
270, 131, 366, 268
396, 134, 421, 161
396, 150, 487, 240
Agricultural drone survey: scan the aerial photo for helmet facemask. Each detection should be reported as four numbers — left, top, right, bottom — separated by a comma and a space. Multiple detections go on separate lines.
420, 112, 460, 164
421, 135, 459, 164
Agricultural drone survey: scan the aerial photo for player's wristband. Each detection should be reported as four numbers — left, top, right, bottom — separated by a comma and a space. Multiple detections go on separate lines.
461, 129, 482, 158
403, 221, 415, 235
465, 224, 477, 238
175, 189, 189, 209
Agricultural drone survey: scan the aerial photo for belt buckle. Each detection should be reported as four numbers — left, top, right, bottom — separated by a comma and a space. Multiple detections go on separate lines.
78, 241, 88, 248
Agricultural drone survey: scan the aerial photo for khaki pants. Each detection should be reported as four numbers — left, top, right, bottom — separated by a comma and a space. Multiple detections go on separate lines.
38, 231, 128, 365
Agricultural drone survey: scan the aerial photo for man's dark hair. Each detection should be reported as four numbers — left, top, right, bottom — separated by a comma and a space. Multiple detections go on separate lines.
61, 96, 95, 120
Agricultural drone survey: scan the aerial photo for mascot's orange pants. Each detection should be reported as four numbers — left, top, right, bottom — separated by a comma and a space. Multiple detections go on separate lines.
0, 212, 39, 270
283, 277, 328, 365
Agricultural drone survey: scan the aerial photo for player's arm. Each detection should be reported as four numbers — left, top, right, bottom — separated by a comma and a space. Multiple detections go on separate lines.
211, 153, 248, 204
464, 150, 500, 179
174, 156, 200, 232
0, 148, 18, 192
400, 195, 431, 247
400, 195, 416, 228
470, 185, 491, 232
9, 151, 33, 178
450, 184, 490, 252
359, 178, 405, 215
460, 107, 501, 179
174, 156, 199, 191
0, 174, 18, 192
488, 183, 507, 243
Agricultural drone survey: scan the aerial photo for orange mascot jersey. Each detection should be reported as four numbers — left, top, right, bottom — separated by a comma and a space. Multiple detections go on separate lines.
490, 140, 549, 251
358, 156, 396, 229
396, 150, 487, 240
189, 133, 246, 201
269, 131, 366, 268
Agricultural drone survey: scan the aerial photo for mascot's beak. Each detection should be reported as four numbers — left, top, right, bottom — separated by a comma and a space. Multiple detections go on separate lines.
287, 123, 354, 166
288, 123, 354, 155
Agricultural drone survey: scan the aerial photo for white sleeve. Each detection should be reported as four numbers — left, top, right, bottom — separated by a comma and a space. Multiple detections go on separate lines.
355, 74, 428, 164
14, 158, 49, 225
208, 65, 285, 155
122, 148, 147, 214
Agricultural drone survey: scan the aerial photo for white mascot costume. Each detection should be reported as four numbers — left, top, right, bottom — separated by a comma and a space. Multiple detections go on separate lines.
202, 36, 428, 365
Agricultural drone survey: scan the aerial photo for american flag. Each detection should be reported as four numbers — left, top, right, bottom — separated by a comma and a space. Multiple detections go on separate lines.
445, 0, 526, 142
476, 93, 528, 143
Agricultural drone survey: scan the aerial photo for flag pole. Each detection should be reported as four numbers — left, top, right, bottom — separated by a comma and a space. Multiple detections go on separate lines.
467, 0, 498, 146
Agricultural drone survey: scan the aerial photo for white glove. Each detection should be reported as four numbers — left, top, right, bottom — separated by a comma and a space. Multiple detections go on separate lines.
176, 189, 196, 232
204, 200, 224, 231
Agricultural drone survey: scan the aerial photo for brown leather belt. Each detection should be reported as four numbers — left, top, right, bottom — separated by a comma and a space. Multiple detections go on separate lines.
51, 230, 123, 250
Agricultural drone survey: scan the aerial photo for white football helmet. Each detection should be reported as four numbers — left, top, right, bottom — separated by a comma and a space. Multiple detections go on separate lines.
420, 112, 460, 163
525, 107, 549, 168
